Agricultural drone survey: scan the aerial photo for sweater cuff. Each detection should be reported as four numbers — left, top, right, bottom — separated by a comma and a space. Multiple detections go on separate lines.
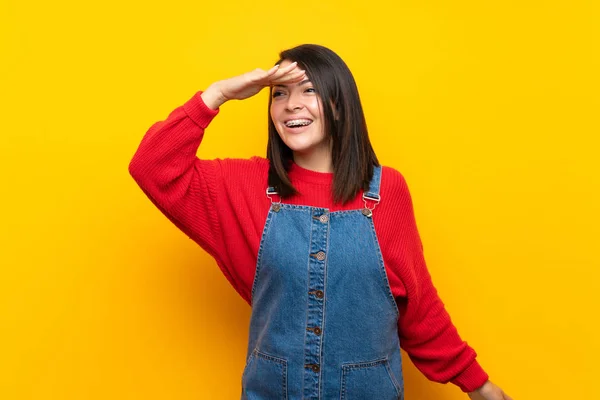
450, 359, 489, 393
183, 91, 220, 128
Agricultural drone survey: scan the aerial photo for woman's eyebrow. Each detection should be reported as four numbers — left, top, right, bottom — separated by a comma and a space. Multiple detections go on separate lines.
273, 79, 312, 88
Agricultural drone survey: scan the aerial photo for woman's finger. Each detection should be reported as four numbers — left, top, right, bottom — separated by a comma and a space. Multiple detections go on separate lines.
269, 61, 300, 80
278, 61, 299, 74
271, 70, 306, 85
247, 65, 279, 83
264, 65, 280, 76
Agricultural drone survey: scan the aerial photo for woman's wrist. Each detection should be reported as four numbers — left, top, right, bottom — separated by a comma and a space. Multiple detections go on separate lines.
200, 84, 226, 110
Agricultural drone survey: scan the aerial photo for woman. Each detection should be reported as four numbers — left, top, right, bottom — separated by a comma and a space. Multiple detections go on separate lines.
129, 44, 511, 400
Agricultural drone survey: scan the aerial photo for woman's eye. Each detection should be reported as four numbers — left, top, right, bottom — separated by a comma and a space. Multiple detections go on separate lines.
272, 91, 285, 98
305, 88, 316, 93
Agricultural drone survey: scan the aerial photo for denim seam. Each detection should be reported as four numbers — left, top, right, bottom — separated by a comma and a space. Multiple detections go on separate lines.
340, 365, 346, 400
340, 357, 400, 400
319, 213, 330, 399
384, 358, 403, 399
241, 351, 255, 388
253, 348, 287, 364
301, 210, 314, 398
368, 217, 400, 318
253, 348, 288, 400
250, 209, 275, 303
275, 203, 376, 216
342, 357, 387, 369
276, 203, 325, 211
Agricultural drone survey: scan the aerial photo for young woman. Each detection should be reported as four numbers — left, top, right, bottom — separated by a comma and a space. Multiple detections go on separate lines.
129, 44, 511, 400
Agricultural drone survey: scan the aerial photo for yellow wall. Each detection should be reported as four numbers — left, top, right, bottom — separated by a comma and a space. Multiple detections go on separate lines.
1, 0, 599, 398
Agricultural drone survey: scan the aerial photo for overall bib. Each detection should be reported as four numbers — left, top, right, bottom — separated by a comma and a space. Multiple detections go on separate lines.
242, 166, 404, 400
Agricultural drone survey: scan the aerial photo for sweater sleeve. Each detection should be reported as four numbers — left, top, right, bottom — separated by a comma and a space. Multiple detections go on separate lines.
381, 168, 489, 392
128, 91, 239, 291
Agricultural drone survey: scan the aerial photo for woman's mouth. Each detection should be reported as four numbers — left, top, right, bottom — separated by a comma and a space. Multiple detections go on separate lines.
284, 119, 313, 132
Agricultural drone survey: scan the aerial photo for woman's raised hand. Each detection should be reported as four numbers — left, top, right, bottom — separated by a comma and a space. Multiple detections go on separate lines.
201, 62, 306, 109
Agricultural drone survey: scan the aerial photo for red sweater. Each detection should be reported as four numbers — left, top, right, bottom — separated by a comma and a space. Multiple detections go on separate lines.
129, 91, 489, 392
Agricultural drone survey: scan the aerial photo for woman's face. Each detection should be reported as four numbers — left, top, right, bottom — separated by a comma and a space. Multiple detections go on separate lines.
269, 60, 330, 159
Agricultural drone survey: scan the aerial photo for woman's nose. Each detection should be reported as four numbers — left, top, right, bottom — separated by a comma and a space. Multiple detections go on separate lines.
285, 93, 304, 111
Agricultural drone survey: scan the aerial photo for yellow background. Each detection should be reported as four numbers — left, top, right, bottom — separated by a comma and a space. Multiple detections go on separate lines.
1, 0, 599, 398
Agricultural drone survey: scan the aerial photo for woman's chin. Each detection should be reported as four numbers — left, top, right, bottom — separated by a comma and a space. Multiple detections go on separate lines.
281, 140, 314, 154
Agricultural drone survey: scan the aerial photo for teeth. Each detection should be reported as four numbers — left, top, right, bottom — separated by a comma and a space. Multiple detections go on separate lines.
285, 119, 312, 127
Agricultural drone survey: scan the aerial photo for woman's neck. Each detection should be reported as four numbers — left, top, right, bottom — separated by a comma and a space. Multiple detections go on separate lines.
292, 142, 333, 173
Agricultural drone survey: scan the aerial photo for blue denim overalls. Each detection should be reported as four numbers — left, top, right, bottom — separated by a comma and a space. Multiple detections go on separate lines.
242, 166, 404, 400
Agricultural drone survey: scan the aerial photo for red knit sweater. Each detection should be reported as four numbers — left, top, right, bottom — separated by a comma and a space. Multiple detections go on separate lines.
129, 91, 489, 392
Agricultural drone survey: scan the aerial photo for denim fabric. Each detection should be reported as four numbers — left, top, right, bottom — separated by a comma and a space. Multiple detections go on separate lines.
242, 167, 403, 400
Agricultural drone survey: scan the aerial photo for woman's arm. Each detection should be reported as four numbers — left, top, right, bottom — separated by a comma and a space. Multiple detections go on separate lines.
128, 63, 306, 289
379, 168, 511, 397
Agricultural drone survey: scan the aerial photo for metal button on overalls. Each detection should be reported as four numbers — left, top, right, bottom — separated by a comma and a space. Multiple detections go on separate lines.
242, 166, 404, 400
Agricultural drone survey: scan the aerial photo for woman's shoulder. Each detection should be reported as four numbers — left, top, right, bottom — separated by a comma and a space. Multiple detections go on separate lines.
213, 155, 270, 187
376, 166, 420, 235
217, 155, 269, 169
379, 165, 410, 194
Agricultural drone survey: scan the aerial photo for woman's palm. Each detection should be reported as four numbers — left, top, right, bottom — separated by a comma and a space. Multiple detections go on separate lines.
217, 62, 305, 101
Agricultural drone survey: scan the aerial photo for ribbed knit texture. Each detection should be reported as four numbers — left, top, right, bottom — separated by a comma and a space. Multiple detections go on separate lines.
129, 91, 490, 392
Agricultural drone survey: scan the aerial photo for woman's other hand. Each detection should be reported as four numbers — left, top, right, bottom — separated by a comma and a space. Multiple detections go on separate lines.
468, 380, 512, 400
201, 62, 305, 109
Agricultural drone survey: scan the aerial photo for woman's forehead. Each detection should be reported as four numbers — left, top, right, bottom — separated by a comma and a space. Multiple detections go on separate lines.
279, 59, 295, 68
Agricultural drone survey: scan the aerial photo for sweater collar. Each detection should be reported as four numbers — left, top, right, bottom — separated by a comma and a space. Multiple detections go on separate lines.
288, 162, 334, 186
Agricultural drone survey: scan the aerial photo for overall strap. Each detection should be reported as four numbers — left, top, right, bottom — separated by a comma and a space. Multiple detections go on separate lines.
362, 165, 382, 217
266, 187, 282, 211
364, 165, 382, 200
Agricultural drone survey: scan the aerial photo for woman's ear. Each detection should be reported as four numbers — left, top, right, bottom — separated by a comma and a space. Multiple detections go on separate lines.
330, 100, 340, 121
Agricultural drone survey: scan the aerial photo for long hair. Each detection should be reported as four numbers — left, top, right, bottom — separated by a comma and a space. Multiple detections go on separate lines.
266, 44, 379, 204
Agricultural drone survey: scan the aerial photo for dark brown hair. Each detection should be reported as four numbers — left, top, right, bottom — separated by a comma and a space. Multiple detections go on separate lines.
266, 44, 379, 204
